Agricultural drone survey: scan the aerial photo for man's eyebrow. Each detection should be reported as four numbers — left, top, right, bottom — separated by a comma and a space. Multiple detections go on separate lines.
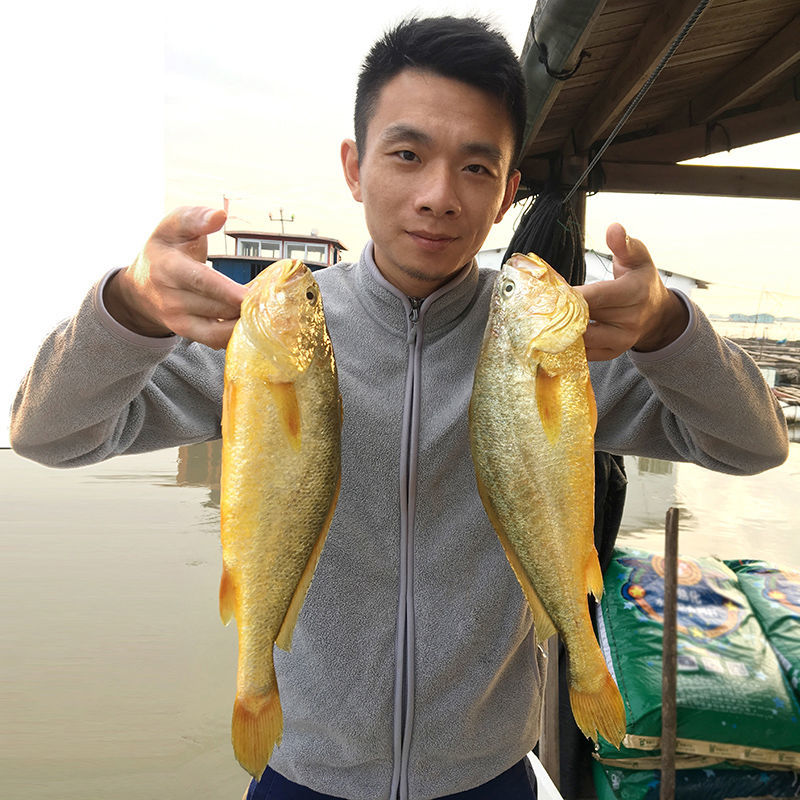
461, 141, 503, 164
379, 123, 433, 147
378, 124, 504, 164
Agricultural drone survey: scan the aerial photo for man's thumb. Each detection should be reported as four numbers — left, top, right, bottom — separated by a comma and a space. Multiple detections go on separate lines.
158, 206, 227, 246
606, 222, 630, 260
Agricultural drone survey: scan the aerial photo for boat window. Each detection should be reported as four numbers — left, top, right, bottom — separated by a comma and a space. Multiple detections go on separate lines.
286, 242, 328, 264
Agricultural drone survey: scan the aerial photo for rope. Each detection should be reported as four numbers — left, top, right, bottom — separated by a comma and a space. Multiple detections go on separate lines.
532, 26, 590, 81
563, 0, 711, 204
503, 190, 585, 286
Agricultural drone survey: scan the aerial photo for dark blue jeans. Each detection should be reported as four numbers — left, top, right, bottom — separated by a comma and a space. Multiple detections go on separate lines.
246, 758, 537, 799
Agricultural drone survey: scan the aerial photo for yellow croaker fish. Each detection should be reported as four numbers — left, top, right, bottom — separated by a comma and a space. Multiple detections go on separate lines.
220, 259, 342, 779
468, 252, 626, 747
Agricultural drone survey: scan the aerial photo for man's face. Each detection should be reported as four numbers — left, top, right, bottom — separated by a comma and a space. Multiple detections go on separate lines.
341, 69, 521, 298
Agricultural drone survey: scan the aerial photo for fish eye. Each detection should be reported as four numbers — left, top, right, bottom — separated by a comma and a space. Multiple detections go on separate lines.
306, 289, 317, 303
502, 280, 515, 295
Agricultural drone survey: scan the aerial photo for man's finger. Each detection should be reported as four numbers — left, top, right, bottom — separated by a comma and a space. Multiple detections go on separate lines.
168, 289, 244, 323
575, 278, 639, 315
154, 206, 227, 247
161, 252, 247, 308
583, 320, 634, 361
169, 314, 239, 350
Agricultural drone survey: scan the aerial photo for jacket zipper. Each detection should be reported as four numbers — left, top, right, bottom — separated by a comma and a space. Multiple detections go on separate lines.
390, 296, 424, 800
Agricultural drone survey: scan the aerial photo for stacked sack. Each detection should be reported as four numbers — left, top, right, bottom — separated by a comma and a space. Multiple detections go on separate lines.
593, 547, 800, 800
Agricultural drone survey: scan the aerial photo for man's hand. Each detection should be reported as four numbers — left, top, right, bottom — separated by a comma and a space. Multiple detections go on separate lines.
103, 206, 247, 350
576, 223, 689, 361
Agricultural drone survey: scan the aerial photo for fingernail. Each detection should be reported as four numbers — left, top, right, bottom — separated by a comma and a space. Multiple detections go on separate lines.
203, 208, 215, 224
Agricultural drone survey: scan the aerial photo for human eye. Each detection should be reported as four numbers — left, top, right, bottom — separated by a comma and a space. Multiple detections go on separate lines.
464, 163, 491, 175
395, 149, 418, 162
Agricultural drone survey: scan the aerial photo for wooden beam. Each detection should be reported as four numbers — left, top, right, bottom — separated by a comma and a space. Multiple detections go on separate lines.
520, 0, 607, 153
602, 101, 800, 163
573, 0, 712, 151
599, 162, 800, 199
689, 14, 800, 123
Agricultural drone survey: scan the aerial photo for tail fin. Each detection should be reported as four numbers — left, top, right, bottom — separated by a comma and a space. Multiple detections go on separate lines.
232, 689, 284, 780
568, 670, 626, 748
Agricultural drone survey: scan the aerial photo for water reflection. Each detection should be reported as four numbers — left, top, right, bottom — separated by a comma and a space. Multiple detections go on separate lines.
177, 440, 222, 507
174, 429, 799, 571
618, 434, 800, 570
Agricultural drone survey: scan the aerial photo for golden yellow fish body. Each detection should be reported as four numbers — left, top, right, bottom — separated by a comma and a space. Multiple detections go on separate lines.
469, 252, 625, 747
220, 259, 341, 779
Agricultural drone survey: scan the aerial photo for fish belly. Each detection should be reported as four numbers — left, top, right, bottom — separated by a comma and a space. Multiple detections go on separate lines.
220, 338, 341, 779
470, 340, 626, 747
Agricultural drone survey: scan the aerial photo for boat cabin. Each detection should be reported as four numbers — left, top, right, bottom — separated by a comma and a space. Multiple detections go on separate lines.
209, 231, 346, 284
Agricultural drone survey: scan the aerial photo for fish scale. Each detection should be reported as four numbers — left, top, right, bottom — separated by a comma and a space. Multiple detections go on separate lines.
469, 251, 626, 748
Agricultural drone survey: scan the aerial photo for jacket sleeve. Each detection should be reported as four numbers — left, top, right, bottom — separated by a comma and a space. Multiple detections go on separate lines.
591, 294, 789, 475
9, 271, 225, 467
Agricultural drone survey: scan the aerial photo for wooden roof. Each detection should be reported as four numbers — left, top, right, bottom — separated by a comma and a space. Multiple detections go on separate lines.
518, 0, 800, 200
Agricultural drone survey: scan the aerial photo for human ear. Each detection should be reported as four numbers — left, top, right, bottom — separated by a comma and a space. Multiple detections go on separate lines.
494, 169, 521, 223
341, 139, 363, 203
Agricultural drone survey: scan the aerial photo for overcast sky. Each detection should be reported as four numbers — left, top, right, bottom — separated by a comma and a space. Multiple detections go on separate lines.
2, 0, 799, 446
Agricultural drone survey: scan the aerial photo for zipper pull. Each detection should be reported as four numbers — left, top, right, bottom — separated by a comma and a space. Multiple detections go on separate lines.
407, 298, 422, 345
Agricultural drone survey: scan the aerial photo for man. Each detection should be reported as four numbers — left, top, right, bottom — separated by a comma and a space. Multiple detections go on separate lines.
10, 16, 788, 800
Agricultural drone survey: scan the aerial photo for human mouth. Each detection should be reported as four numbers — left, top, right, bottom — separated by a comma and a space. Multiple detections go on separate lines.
407, 230, 457, 252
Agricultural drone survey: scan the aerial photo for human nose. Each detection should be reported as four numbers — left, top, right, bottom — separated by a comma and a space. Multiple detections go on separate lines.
416, 163, 461, 217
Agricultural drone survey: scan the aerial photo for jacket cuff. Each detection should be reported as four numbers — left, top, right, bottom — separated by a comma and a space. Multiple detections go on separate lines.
628, 289, 698, 365
92, 268, 179, 352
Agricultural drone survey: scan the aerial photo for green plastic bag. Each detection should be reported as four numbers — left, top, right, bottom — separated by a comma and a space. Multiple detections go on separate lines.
726, 560, 800, 696
596, 547, 800, 765
593, 759, 800, 800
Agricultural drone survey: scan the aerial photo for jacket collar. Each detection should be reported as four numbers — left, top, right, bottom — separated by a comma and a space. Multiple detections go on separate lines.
353, 241, 481, 338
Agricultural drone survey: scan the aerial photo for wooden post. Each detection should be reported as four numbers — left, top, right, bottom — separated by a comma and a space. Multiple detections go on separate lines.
540, 634, 561, 789
660, 507, 680, 800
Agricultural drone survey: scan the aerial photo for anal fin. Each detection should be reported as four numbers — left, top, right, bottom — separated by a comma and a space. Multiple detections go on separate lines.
586, 549, 604, 602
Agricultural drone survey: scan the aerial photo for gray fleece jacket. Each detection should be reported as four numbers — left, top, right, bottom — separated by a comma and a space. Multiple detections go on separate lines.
10, 243, 789, 800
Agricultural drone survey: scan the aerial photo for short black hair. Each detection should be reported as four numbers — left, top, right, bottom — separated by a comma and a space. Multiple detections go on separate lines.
354, 16, 527, 169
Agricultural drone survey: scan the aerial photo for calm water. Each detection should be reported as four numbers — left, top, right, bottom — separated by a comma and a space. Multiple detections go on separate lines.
1, 439, 798, 799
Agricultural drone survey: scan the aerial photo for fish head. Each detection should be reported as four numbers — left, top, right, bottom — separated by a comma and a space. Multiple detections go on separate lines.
492, 252, 589, 356
238, 259, 326, 380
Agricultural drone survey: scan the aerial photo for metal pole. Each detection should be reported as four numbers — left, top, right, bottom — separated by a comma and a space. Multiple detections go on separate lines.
660, 507, 680, 800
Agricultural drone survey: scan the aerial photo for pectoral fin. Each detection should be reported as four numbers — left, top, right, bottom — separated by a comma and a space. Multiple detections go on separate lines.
268, 381, 301, 451
535, 367, 562, 444
219, 563, 236, 626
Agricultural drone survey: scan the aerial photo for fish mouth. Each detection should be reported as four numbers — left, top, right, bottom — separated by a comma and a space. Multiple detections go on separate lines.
505, 252, 549, 279
275, 258, 305, 286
